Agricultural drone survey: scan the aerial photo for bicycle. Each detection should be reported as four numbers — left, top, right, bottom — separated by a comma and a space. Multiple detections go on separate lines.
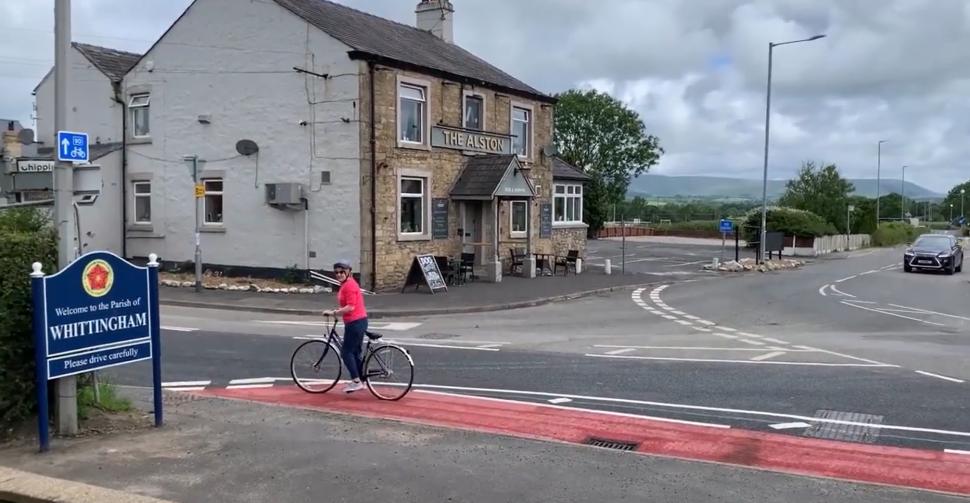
289, 315, 415, 400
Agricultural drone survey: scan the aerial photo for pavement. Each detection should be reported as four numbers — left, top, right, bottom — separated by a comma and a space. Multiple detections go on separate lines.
1, 386, 966, 503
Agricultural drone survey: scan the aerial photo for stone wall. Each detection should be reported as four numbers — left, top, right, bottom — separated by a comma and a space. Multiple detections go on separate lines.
552, 226, 588, 258
360, 64, 558, 291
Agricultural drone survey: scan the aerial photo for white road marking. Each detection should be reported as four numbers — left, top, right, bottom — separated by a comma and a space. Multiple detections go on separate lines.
738, 339, 766, 346
229, 377, 277, 385
670, 310, 688, 315
697, 320, 717, 326
840, 301, 946, 326
683, 315, 701, 320
259, 320, 423, 331
945, 449, 970, 456
692, 327, 712, 332
604, 348, 637, 355
915, 371, 965, 383
162, 380, 211, 387
408, 385, 970, 439
476, 344, 505, 349
861, 270, 881, 275
887, 304, 970, 322
737, 332, 762, 338
818, 284, 829, 296
675, 320, 694, 326
751, 351, 787, 361
593, 345, 813, 352
835, 275, 857, 283
661, 315, 678, 321
770, 422, 811, 430
161, 326, 198, 332
717, 327, 738, 332
797, 346, 896, 366
713, 333, 738, 339
548, 397, 573, 404
226, 383, 274, 389
384, 341, 501, 352
164, 386, 206, 392
585, 353, 896, 367
828, 284, 856, 298
761, 338, 789, 345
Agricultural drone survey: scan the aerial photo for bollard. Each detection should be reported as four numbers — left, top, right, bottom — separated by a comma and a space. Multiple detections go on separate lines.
604, 258, 612, 275
575, 258, 583, 274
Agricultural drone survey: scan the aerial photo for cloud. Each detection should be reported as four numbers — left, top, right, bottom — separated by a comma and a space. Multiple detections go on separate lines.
2, 0, 967, 192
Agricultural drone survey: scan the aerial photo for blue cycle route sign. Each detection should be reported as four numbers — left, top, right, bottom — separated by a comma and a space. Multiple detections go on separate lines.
31, 251, 163, 451
56, 130, 88, 163
719, 218, 734, 233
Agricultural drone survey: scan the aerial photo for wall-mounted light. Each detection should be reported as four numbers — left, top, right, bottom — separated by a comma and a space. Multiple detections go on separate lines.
197, 114, 211, 125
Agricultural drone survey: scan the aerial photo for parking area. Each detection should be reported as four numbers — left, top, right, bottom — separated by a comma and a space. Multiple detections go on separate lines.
584, 236, 757, 275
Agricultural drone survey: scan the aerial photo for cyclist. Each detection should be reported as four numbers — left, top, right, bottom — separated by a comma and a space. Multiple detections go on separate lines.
323, 260, 368, 393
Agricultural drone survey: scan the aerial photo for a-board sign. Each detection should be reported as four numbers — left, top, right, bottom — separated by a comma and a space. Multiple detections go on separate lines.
401, 254, 448, 294
432, 198, 449, 240
540, 203, 552, 238
31, 251, 163, 451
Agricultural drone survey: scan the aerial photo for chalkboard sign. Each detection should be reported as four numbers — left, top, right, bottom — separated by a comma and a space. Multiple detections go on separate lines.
401, 254, 448, 294
540, 203, 552, 238
432, 198, 449, 240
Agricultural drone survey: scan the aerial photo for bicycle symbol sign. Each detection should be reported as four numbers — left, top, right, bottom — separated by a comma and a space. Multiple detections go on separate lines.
57, 131, 89, 163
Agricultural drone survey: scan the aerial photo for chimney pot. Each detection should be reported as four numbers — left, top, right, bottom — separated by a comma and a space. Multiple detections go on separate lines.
415, 0, 454, 44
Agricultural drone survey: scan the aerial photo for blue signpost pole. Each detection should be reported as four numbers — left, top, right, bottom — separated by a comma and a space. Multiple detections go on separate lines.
148, 253, 162, 427
30, 262, 49, 452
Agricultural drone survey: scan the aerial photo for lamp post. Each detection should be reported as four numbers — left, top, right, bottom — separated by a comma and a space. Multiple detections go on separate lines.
876, 140, 887, 226
962, 188, 966, 223
950, 203, 954, 223
900, 165, 908, 221
759, 34, 826, 263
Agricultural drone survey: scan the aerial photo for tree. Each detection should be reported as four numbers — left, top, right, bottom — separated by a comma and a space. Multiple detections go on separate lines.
941, 180, 970, 224
553, 89, 664, 236
778, 162, 855, 233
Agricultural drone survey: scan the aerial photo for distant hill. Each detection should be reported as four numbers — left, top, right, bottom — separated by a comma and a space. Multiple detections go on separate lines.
627, 174, 943, 201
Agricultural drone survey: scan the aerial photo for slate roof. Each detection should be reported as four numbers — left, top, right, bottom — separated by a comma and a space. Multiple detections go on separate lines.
273, 0, 553, 103
72, 43, 141, 82
450, 154, 518, 198
552, 157, 591, 182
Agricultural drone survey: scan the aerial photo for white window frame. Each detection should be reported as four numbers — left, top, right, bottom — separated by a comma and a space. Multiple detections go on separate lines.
398, 170, 430, 240
462, 91, 486, 131
132, 181, 152, 225
397, 76, 431, 149
510, 200, 528, 238
202, 178, 224, 226
510, 102, 534, 161
554, 183, 583, 225
128, 93, 150, 138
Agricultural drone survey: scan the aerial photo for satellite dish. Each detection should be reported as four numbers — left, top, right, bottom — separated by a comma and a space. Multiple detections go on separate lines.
235, 139, 259, 156
18, 129, 35, 145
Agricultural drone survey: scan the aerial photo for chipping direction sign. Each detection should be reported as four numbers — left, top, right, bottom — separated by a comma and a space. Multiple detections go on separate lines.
31, 251, 163, 451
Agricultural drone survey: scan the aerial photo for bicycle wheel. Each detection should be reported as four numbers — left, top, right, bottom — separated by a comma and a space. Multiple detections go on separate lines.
290, 340, 342, 393
363, 344, 414, 400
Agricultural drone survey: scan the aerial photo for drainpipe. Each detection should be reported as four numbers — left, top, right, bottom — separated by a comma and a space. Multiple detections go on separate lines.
368, 62, 377, 290
112, 81, 128, 258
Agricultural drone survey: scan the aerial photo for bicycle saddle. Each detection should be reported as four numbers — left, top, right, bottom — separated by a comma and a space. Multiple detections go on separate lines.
365, 331, 383, 340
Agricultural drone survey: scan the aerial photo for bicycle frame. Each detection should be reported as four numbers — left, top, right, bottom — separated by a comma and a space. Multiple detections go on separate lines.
313, 316, 391, 380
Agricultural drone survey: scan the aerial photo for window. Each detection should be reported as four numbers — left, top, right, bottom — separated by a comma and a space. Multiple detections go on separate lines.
511, 105, 531, 158
400, 177, 426, 234
133, 181, 151, 224
203, 178, 223, 225
464, 94, 484, 130
129, 93, 150, 138
554, 183, 583, 224
510, 200, 527, 237
399, 83, 426, 144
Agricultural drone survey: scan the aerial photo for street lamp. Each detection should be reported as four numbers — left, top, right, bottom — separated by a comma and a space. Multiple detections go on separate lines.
759, 34, 826, 263
900, 165, 909, 221
962, 188, 966, 223
876, 140, 887, 226
950, 203, 954, 222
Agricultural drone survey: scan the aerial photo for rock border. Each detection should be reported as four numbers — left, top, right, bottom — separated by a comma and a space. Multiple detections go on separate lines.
159, 279, 330, 295
703, 257, 805, 273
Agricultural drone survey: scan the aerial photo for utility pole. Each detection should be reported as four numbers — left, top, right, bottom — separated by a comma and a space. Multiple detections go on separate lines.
184, 156, 204, 291
876, 140, 886, 226
54, 0, 78, 436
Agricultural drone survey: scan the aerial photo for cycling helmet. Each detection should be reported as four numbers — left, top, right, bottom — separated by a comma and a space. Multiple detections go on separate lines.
333, 259, 352, 270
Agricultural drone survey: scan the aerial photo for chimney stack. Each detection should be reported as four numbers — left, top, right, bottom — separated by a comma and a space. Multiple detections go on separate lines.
415, 0, 454, 44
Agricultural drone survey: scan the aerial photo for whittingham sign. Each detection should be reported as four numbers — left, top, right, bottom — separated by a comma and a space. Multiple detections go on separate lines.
31, 251, 163, 451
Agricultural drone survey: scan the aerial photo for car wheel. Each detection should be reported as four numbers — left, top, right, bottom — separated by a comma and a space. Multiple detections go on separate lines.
946, 263, 955, 275
957, 259, 963, 273
903, 263, 912, 273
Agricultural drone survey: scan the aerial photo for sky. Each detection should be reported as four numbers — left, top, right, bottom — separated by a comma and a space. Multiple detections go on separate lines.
2, 0, 968, 193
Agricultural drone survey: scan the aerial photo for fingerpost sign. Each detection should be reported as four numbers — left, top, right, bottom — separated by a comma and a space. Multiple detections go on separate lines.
31, 251, 163, 452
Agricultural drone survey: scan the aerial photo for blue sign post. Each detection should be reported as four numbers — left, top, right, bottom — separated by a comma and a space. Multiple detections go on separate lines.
56, 130, 89, 163
719, 218, 734, 234
31, 251, 162, 452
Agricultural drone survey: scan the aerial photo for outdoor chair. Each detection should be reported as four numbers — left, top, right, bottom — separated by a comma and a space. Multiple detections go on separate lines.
459, 252, 476, 284
508, 248, 525, 275
555, 249, 581, 275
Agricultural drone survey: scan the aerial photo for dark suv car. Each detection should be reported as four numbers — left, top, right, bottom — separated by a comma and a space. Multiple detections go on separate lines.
904, 234, 963, 274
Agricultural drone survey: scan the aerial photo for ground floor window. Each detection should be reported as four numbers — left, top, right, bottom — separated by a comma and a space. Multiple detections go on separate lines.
400, 176, 426, 235
554, 183, 583, 224
133, 181, 151, 224
511, 200, 527, 237
203, 178, 223, 224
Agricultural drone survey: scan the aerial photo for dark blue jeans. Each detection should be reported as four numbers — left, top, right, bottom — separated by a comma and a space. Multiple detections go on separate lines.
341, 318, 368, 380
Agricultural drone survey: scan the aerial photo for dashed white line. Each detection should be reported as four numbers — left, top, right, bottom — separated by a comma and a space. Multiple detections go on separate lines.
716, 327, 738, 332
761, 337, 789, 345
737, 332, 762, 338
164, 387, 206, 392
162, 380, 211, 387
713, 333, 738, 340
835, 275, 857, 283
915, 371, 965, 383
888, 304, 970, 322
548, 397, 573, 404
226, 384, 275, 390
840, 301, 945, 327
593, 345, 813, 352
683, 315, 701, 320
751, 351, 787, 361
738, 339, 766, 346
585, 354, 895, 367
945, 449, 970, 456
770, 422, 811, 430
604, 348, 637, 355
675, 320, 694, 326
692, 327, 712, 333
229, 377, 277, 385
161, 326, 198, 332
798, 346, 897, 367
697, 320, 717, 326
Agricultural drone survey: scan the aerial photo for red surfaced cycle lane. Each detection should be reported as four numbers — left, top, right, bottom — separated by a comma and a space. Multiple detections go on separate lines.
198, 385, 970, 497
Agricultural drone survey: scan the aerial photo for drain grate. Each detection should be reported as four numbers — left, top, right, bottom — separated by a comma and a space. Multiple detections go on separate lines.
418, 333, 461, 340
804, 410, 884, 444
583, 437, 639, 451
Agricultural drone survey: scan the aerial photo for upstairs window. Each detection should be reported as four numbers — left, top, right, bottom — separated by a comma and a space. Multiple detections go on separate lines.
129, 93, 150, 138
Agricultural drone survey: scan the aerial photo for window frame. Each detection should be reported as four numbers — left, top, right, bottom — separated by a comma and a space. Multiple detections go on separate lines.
202, 177, 224, 226
554, 183, 584, 225
396, 76, 431, 149
398, 173, 430, 240
462, 91, 486, 131
132, 180, 152, 225
510, 102, 534, 161
128, 93, 151, 138
510, 200, 528, 238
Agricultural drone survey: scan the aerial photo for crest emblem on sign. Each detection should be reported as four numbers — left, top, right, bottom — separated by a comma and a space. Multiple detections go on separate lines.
82, 259, 114, 297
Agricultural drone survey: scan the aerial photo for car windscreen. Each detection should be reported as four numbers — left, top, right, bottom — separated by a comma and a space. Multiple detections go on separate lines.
913, 236, 952, 251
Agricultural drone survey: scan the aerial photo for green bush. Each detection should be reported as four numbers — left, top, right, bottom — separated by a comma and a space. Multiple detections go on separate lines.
657, 220, 719, 232
740, 207, 838, 243
0, 210, 56, 430
871, 222, 930, 247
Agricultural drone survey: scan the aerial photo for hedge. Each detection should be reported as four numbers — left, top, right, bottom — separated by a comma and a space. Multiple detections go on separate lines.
740, 207, 838, 243
0, 210, 56, 430
871, 222, 929, 247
